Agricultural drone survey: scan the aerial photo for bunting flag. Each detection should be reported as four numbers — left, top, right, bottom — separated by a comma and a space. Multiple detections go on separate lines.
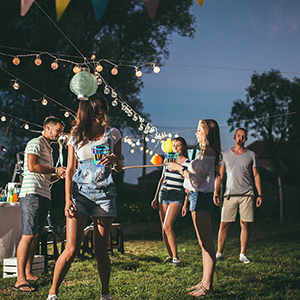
92, 0, 110, 21
144, 0, 159, 19
56, 0, 71, 21
196, 0, 205, 8
20, 0, 35, 16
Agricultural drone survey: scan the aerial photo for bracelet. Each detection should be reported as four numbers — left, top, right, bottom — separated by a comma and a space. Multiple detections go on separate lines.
55, 167, 58, 174
258, 194, 263, 197
179, 168, 185, 176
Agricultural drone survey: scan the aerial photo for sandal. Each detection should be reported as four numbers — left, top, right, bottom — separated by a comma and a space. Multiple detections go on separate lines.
188, 284, 212, 297
186, 282, 202, 291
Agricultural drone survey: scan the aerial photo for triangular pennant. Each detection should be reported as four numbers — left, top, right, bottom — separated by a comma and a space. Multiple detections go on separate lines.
196, 0, 205, 8
92, 0, 110, 21
20, 0, 35, 16
56, 0, 71, 21
144, 0, 159, 19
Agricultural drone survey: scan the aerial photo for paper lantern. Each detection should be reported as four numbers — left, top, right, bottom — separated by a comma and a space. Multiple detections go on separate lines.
150, 153, 163, 165
69, 70, 98, 100
161, 138, 173, 153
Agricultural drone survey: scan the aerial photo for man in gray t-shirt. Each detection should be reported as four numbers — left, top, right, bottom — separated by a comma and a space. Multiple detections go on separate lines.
214, 128, 262, 264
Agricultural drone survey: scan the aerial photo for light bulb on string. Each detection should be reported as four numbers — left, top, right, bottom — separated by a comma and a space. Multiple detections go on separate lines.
111, 90, 117, 98
34, 55, 42, 66
73, 64, 81, 73
136, 140, 140, 146
127, 110, 133, 117
130, 148, 134, 153
135, 68, 142, 78
111, 66, 118, 75
97, 77, 103, 85
121, 104, 127, 111
91, 54, 96, 60
140, 146, 144, 151
138, 125, 143, 131
64, 111, 70, 118
13, 80, 19, 90
139, 117, 144, 123
41, 97, 48, 106
151, 138, 156, 143
104, 86, 110, 95
145, 149, 149, 154
24, 124, 29, 130
174, 133, 179, 138
144, 129, 148, 134
150, 127, 156, 133
51, 59, 59, 70
112, 99, 118, 106
1, 116, 6, 122
168, 133, 172, 138
12, 56, 20, 65
150, 150, 153, 155
131, 143, 135, 147
94, 71, 99, 78
145, 136, 149, 142
132, 115, 138, 122
153, 64, 160, 73
96, 63, 103, 72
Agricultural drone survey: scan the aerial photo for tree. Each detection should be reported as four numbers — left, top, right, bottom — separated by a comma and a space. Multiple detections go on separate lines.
227, 69, 300, 223
0, 0, 196, 182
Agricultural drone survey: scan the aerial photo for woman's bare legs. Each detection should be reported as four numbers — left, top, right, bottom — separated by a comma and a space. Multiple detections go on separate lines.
48, 212, 88, 296
159, 203, 181, 259
93, 217, 114, 295
188, 211, 215, 297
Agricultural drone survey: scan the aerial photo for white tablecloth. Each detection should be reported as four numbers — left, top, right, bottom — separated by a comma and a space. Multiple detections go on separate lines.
0, 203, 22, 263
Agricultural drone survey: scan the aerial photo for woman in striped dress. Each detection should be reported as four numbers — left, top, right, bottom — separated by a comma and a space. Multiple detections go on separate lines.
151, 137, 189, 266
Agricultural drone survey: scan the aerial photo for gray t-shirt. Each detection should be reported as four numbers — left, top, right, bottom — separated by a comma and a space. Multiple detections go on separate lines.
222, 148, 258, 195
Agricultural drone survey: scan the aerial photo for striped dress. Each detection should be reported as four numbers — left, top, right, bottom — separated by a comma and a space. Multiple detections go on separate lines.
162, 159, 190, 191
19, 136, 54, 200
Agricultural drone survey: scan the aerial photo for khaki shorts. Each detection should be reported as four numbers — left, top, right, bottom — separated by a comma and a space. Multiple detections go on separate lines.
221, 190, 255, 222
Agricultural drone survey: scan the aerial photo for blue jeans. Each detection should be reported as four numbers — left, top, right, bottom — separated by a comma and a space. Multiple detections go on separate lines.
19, 194, 49, 235
158, 187, 184, 206
189, 192, 213, 213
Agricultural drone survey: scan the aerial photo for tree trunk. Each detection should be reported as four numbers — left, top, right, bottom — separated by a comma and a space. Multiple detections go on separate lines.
278, 176, 283, 223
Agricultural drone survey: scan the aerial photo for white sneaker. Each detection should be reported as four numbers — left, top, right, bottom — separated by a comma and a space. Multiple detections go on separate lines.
216, 252, 223, 260
172, 258, 180, 265
46, 295, 58, 300
100, 293, 112, 300
239, 254, 251, 264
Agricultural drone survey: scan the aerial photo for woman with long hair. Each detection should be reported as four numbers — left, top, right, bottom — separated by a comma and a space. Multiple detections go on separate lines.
167, 119, 222, 297
46, 93, 123, 300
152, 137, 190, 265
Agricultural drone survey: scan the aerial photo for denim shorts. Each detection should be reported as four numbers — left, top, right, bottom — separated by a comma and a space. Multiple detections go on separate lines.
158, 187, 184, 206
72, 184, 117, 218
19, 194, 50, 235
189, 191, 213, 213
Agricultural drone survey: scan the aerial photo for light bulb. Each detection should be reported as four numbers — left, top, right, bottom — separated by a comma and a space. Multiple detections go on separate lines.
150, 150, 153, 155
132, 115, 138, 122
150, 127, 156, 133
130, 148, 134, 153
151, 138, 156, 143
112, 100, 118, 106
94, 71, 99, 78
111, 66, 118, 75
64, 111, 70, 118
34, 56, 42, 66
139, 117, 144, 123
131, 143, 135, 147
138, 126, 143, 131
135, 69, 142, 77
91, 54, 96, 60
174, 133, 179, 138
13, 81, 19, 90
41, 97, 48, 105
73, 65, 81, 73
104, 86, 110, 94
12, 57, 20, 65
136, 141, 140, 146
145, 149, 149, 153
96, 64, 103, 72
24, 124, 29, 130
168, 133, 172, 138
153, 64, 160, 73
1, 116, 6, 122
127, 110, 133, 117
111, 90, 117, 98
140, 146, 144, 151
97, 77, 103, 85
51, 60, 58, 70
145, 136, 149, 142
144, 130, 148, 134
121, 104, 127, 111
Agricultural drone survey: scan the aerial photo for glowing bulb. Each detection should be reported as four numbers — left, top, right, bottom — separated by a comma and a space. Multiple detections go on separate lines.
139, 117, 144, 123
13, 81, 19, 90
140, 146, 144, 151
131, 143, 135, 147
145, 136, 149, 142
144, 130, 148, 134
150, 127, 156, 133
174, 133, 179, 138
91, 54, 96, 60
112, 100, 118, 106
132, 115, 138, 122
127, 110, 133, 117
1, 116, 6, 122
168, 133, 172, 138
145, 149, 149, 153
12, 57, 20, 65
151, 138, 156, 143
73, 65, 81, 73
24, 124, 29, 130
136, 141, 140, 146
97, 77, 103, 85
153, 64, 160, 73
111, 90, 117, 98
135, 68, 142, 77
111, 66, 118, 75
130, 148, 134, 153
34, 55, 42, 66
104, 86, 110, 94
64, 111, 70, 118
41, 97, 48, 105
121, 104, 127, 111
138, 126, 143, 131
51, 60, 58, 70
96, 64, 103, 72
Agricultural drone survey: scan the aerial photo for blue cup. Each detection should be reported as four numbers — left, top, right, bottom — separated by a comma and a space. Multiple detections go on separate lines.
92, 145, 109, 167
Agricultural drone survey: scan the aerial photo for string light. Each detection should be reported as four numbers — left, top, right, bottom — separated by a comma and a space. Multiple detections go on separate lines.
149, 150, 153, 155
174, 133, 179, 138
130, 148, 134, 153
112, 99, 118, 106
97, 77, 103, 85
1, 116, 6, 122
140, 146, 144, 151
24, 123, 29, 130
91, 54, 96, 60
73, 64, 81, 73
104, 86, 110, 94
51, 59, 59, 70
135, 68, 142, 78
145, 149, 149, 154
151, 138, 156, 143
96, 63, 103, 72
12, 56, 20, 65
145, 136, 149, 142
41, 97, 48, 105
13, 80, 19, 90
64, 111, 70, 118
34, 55, 42, 66
132, 115, 138, 122
136, 140, 140, 146
111, 66, 118, 75
111, 90, 117, 98
153, 64, 160, 73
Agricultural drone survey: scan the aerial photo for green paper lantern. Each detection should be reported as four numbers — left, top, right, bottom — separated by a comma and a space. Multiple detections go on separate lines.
69, 70, 98, 100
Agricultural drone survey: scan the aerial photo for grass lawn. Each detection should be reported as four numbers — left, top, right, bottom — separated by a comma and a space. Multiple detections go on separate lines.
0, 215, 299, 300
